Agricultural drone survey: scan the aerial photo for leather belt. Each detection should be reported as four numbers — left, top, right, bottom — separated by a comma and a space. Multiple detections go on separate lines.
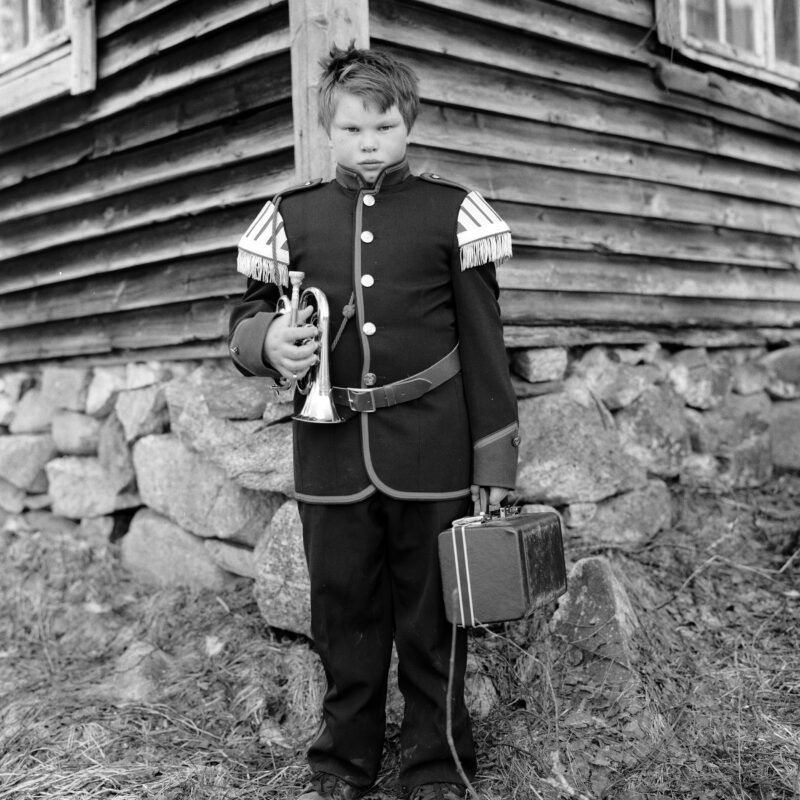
332, 346, 461, 413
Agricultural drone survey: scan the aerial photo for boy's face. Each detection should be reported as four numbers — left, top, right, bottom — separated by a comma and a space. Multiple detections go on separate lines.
328, 92, 410, 185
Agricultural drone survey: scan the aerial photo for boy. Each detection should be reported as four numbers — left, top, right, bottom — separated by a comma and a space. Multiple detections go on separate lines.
229, 45, 519, 800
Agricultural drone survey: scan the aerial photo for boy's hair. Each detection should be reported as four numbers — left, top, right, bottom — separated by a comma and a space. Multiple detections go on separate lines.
317, 43, 420, 133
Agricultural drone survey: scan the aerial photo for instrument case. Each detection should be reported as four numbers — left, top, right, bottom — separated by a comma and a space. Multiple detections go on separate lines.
438, 508, 567, 627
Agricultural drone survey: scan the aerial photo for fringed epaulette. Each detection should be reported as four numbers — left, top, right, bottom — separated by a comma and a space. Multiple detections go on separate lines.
236, 179, 323, 286
420, 173, 512, 270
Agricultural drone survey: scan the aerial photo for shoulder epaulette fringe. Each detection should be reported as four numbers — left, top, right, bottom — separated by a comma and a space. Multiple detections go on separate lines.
235, 179, 323, 286
457, 190, 513, 269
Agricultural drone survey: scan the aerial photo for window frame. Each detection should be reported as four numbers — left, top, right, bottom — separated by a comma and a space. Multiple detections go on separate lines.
0, 0, 96, 117
656, 0, 800, 89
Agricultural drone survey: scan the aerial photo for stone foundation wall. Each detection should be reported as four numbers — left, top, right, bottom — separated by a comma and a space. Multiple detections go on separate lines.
1, 343, 799, 635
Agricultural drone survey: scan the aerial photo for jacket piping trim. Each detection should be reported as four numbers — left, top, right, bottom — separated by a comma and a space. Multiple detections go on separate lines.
295, 485, 377, 505
474, 421, 518, 450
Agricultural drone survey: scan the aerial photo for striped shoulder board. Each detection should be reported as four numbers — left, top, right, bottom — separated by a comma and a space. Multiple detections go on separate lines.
236, 179, 323, 286
420, 173, 512, 270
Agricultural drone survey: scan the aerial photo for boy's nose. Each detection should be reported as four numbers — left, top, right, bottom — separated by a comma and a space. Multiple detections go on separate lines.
360, 136, 377, 152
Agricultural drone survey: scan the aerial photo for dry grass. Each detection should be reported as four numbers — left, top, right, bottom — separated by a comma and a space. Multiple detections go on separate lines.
1, 475, 799, 799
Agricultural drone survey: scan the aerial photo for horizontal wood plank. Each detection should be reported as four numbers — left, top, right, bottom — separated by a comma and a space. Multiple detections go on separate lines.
97, 0, 181, 38
0, 105, 293, 223
0, 156, 294, 262
0, 56, 291, 191
555, 0, 653, 27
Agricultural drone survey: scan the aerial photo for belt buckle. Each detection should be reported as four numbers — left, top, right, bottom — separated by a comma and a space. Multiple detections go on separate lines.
347, 388, 376, 412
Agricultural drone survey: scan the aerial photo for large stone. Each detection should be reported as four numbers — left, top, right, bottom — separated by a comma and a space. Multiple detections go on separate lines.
566, 480, 672, 547
516, 392, 647, 504
86, 366, 127, 417
126, 361, 171, 390
98, 412, 136, 491
0, 371, 33, 401
667, 348, 732, 410
45, 456, 130, 518
571, 346, 658, 410
0, 477, 25, 514
615, 385, 691, 478
175, 363, 278, 420
253, 500, 311, 636
121, 508, 237, 590
51, 410, 102, 455
204, 539, 256, 578
166, 377, 294, 494
551, 556, 639, 689
40, 366, 91, 411
115, 385, 169, 442
132, 434, 281, 545
0, 394, 14, 427
0, 434, 57, 491
762, 345, 800, 400
8, 387, 57, 434
512, 347, 567, 383
770, 399, 800, 471
684, 392, 773, 488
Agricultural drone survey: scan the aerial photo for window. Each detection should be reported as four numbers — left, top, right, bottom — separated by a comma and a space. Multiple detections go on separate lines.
657, 0, 800, 87
0, 0, 95, 117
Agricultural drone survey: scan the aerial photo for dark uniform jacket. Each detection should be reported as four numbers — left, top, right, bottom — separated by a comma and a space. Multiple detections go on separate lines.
228, 160, 519, 504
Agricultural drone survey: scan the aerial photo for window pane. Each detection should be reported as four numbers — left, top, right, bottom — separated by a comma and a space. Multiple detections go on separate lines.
37, 0, 64, 35
775, 0, 800, 64
725, 0, 758, 53
0, 0, 29, 54
686, 0, 720, 40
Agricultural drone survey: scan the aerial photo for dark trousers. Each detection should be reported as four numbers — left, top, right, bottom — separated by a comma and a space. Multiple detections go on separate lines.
298, 492, 475, 792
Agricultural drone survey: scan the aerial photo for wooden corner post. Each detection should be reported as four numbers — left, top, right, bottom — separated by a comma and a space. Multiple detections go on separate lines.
288, 0, 369, 182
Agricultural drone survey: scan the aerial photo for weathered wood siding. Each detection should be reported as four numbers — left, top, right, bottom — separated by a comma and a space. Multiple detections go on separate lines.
0, 0, 293, 364
2, 0, 799, 366
371, 0, 800, 348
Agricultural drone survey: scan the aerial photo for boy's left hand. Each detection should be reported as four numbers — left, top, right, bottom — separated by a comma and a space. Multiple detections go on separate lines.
470, 485, 509, 513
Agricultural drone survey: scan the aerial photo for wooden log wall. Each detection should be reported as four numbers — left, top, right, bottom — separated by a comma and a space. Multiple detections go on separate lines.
371, 0, 800, 349
0, 0, 294, 365
1, 0, 800, 366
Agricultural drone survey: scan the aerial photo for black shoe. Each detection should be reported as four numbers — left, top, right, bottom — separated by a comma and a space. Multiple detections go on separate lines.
297, 772, 366, 800
408, 783, 468, 800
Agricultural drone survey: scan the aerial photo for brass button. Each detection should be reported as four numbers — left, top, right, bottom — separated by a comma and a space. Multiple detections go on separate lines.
231, 346, 240, 354
361, 230, 374, 243
362, 322, 376, 336
361, 274, 374, 287
511, 435, 521, 447
363, 372, 377, 387
363, 194, 375, 206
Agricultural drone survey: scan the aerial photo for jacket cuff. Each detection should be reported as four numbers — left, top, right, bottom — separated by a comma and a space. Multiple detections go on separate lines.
472, 421, 520, 489
229, 311, 282, 381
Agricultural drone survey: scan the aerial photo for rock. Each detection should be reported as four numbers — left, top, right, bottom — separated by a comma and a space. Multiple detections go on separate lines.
667, 348, 731, 410
51, 410, 102, 455
98, 412, 136, 491
166, 379, 295, 494
121, 508, 238, 590
770, 399, 800, 472
0, 477, 25, 514
566, 480, 673, 547
132, 434, 281, 545
551, 556, 639, 689
86, 366, 127, 417
511, 377, 563, 399
762, 345, 800, 400
0, 434, 57, 491
516, 393, 647, 504
23, 511, 79, 537
101, 640, 178, 704
126, 362, 170, 390
0, 394, 14, 427
615, 385, 691, 478
253, 500, 311, 636
40, 366, 91, 411
45, 456, 130, 518
115, 385, 169, 442
204, 539, 256, 578
684, 392, 773, 488
9, 387, 57, 434
79, 516, 115, 548
512, 348, 568, 383
465, 652, 499, 719
0, 371, 33, 401
571, 346, 658, 411
24, 493, 52, 510
563, 501, 597, 528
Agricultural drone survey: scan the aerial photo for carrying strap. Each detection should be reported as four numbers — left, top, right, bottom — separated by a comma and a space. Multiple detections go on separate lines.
332, 346, 460, 413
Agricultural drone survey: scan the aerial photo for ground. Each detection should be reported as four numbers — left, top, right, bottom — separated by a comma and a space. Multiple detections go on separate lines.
1, 476, 798, 800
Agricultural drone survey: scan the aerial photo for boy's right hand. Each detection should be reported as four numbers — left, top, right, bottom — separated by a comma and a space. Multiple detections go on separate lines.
263, 304, 320, 381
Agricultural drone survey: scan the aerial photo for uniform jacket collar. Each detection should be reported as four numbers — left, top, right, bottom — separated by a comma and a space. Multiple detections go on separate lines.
335, 159, 411, 192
